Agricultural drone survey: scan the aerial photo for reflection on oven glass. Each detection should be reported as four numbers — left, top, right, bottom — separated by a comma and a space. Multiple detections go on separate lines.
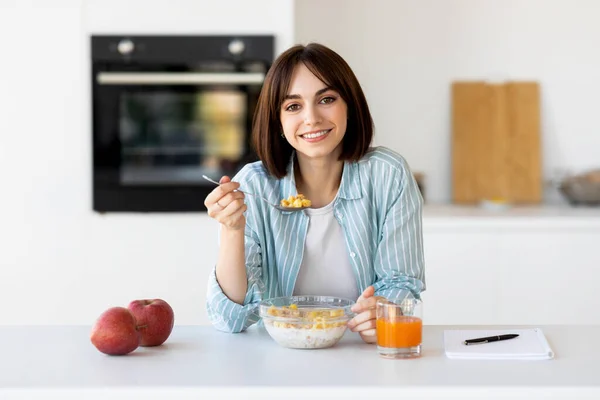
119, 90, 246, 185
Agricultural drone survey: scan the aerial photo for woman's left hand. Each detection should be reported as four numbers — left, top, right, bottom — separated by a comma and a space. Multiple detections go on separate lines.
347, 286, 379, 344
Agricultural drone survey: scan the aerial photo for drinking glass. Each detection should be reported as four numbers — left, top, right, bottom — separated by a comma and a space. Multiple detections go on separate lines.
376, 297, 423, 359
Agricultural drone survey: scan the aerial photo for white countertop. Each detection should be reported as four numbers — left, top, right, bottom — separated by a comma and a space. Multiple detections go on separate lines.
422, 204, 600, 230
1, 325, 599, 399
424, 203, 600, 217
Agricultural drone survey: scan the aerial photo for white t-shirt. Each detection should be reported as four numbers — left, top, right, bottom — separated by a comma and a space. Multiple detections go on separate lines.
293, 198, 359, 301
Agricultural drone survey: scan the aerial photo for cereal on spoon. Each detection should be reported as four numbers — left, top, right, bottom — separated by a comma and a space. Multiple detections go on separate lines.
280, 194, 312, 208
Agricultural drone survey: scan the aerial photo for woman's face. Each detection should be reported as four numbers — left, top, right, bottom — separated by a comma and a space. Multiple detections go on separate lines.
280, 63, 347, 162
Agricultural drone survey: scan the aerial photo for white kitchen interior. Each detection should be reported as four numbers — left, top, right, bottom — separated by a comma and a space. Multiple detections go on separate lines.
0, 0, 599, 333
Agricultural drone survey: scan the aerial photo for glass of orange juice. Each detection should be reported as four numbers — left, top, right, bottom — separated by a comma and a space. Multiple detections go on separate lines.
376, 297, 423, 359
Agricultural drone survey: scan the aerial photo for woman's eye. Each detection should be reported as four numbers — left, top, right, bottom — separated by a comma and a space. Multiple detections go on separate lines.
285, 103, 300, 112
320, 96, 336, 104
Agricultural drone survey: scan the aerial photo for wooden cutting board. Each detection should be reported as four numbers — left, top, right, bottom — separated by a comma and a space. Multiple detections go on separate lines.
451, 81, 542, 204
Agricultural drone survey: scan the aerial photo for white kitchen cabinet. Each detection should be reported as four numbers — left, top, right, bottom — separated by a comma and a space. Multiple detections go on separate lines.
421, 205, 600, 325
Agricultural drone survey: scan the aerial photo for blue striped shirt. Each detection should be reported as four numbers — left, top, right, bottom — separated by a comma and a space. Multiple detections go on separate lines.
206, 146, 426, 333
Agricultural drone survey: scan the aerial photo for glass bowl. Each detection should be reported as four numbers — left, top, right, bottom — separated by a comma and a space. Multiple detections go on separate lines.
258, 295, 355, 349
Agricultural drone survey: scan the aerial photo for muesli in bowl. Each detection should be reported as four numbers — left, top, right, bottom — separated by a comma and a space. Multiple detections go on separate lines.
259, 295, 355, 349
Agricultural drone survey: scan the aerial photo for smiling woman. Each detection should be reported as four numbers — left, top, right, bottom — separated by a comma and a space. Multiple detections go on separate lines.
203, 43, 425, 345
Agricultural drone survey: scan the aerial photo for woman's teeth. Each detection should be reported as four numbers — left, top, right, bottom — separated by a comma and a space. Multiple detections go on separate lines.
302, 129, 330, 139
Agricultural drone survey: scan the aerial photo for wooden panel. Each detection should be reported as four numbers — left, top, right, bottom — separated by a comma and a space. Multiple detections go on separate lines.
487, 84, 510, 200
451, 82, 490, 203
451, 81, 541, 204
506, 82, 542, 203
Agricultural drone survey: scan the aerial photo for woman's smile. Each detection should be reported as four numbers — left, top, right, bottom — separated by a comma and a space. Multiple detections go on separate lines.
300, 128, 332, 142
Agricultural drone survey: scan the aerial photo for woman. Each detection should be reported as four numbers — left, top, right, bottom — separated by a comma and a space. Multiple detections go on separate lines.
204, 43, 425, 344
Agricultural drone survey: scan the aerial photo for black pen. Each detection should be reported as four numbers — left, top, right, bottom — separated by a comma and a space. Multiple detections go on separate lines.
463, 334, 519, 345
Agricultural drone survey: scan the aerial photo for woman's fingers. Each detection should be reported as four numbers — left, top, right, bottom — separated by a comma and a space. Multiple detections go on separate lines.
351, 296, 380, 314
352, 286, 377, 313
204, 180, 240, 208
218, 198, 246, 218
204, 177, 244, 217
349, 286, 385, 344
218, 191, 245, 207
349, 317, 376, 333
348, 309, 376, 330
356, 285, 375, 304
209, 197, 247, 230
204, 176, 247, 230
208, 191, 245, 217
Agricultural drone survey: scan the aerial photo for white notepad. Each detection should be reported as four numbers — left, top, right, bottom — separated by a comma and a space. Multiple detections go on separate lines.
444, 328, 554, 360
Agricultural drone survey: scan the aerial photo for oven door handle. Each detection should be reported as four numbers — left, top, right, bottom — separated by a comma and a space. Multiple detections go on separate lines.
96, 72, 265, 85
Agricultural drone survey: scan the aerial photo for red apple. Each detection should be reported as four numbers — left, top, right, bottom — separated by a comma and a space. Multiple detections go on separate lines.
90, 307, 141, 355
127, 299, 174, 346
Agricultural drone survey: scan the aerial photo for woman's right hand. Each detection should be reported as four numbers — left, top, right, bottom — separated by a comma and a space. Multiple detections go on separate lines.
204, 176, 247, 230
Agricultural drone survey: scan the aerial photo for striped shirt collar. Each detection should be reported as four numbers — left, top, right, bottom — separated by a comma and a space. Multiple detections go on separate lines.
280, 152, 364, 201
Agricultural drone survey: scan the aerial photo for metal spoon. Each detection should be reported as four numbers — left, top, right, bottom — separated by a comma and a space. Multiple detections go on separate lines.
201, 175, 310, 212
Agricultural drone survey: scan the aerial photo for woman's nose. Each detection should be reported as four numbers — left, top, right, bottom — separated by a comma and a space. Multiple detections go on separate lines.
303, 105, 322, 125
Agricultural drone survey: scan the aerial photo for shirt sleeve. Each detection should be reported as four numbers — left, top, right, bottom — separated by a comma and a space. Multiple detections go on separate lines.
205, 169, 266, 333
372, 160, 426, 302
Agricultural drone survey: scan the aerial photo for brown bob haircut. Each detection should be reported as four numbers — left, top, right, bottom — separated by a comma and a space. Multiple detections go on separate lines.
251, 43, 374, 178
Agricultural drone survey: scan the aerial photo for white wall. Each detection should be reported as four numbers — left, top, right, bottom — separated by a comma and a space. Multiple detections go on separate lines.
84, 0, 295, 56
295, 0, 600, 204
0, 0, 294, 325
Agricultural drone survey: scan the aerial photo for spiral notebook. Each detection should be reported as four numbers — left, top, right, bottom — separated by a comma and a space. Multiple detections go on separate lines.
444, 328, 554, 360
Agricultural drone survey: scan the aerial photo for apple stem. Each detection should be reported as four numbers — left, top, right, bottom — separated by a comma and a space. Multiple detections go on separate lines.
136, 324, 148, 330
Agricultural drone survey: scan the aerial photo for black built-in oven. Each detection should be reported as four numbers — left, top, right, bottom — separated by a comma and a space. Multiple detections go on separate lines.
92, 35, 274, 212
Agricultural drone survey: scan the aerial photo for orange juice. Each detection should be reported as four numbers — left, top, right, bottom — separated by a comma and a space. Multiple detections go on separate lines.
376, 316, 422, 348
